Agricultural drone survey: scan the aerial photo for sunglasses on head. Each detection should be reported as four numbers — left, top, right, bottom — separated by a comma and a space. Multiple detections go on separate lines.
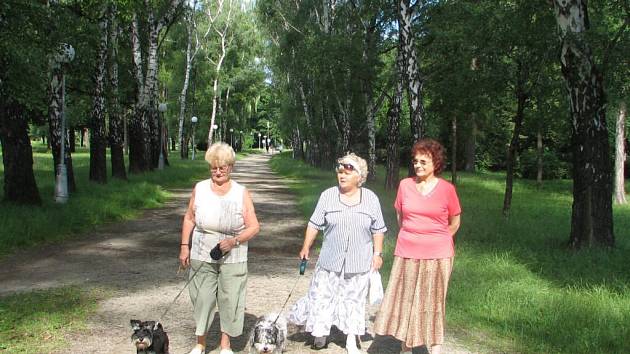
337, 163, 355, 171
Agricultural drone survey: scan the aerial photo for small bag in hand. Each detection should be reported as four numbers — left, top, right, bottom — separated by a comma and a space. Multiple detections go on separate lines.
369, 270, 384, 305
210, 243, 224, 260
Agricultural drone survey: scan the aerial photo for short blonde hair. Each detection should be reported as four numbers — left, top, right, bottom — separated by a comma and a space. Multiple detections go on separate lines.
205, 142, 235, 167
337, 153, 368, 187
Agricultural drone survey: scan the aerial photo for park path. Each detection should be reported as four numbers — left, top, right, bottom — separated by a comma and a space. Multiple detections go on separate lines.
0, 154, 476, 354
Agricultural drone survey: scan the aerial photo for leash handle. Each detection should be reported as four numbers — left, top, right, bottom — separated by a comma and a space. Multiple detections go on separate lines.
299, 258, 308, 275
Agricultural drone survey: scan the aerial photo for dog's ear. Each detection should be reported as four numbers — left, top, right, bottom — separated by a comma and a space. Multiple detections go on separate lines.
144, 321, 156, 329
130, 320, 142, 330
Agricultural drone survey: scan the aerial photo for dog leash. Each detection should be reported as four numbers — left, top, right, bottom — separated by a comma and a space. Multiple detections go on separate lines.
155, 263, 203, 329
272, 258, 308, 325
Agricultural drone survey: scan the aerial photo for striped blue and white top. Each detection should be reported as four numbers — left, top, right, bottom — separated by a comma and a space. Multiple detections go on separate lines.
309, 187, 387, 273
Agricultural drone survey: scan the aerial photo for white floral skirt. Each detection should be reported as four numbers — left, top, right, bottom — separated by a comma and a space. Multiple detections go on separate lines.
287, 266, 370, 336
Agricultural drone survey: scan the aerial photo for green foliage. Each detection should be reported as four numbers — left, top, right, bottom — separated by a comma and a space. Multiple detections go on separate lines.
270, 153, 630, 354
0, 287, 100, 353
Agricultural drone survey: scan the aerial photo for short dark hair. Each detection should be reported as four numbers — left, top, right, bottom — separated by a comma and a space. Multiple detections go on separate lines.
411, 138, 446, 175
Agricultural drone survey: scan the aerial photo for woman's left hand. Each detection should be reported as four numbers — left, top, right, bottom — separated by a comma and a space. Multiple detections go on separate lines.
219, 238, 236, 253
371, 255, 383, 270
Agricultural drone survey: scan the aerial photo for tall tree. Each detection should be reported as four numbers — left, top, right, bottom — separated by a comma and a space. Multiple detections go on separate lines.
129, 0, 183, 174
614, 101, 627, 204
0, 1, 49, 204
553, 0, 614, 248
89, 9, 109, 184
205, 0, 234, 146
108, 3, 126, 180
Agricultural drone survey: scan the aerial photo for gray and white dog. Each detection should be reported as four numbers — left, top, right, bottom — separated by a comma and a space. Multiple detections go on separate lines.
248, 313, 287, 354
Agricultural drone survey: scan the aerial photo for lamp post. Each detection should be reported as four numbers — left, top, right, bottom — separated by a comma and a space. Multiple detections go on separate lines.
191, 116, 198, 160
239, 130, 243, 151
54, 43, 75, 204
229, 128, 234, 148
158, 103, 167, 170
257, 132, 261, 150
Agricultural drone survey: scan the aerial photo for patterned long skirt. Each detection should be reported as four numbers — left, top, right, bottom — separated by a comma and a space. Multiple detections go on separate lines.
287, 266, 370, 336
374, 256, 453, 348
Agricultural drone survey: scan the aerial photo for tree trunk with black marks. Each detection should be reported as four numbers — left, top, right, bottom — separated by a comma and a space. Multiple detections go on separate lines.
553, 0, 614, 248
0, 103, 41, 205
48, 61, 76, 192
614, 102, 627, 204
108, 4, 126, 180
129, 13, 151, 174
399, 0, 425, 143
89, 13, 108, 184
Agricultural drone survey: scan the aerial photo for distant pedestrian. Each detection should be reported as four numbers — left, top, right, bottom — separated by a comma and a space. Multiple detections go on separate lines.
288, 153, 387, 354
374, 138, 461, 354
179, 142, 260, 354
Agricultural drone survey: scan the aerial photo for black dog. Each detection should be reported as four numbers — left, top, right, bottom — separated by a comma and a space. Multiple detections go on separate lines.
130, 319, 170, 354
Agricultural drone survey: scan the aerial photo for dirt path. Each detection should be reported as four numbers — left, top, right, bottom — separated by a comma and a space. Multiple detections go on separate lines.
0, 154, 475, 354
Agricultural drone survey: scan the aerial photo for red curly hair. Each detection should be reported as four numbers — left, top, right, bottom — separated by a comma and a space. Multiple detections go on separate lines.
411, 138, 446, 175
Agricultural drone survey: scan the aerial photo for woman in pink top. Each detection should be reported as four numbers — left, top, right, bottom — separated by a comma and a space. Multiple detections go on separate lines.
374, 138, 461, 354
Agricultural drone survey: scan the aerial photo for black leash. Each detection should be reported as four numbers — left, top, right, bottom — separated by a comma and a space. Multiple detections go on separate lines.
155, 263, 203, 329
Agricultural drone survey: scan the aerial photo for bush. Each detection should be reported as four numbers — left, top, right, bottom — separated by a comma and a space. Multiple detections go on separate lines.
518, 148, 570, 180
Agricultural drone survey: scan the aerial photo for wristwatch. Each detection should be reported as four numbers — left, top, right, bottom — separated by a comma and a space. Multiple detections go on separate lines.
373, 251, 382, 257
234, 237, 241, 246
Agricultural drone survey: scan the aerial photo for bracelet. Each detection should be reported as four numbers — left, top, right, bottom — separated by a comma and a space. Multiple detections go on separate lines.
180, 243, 189, 246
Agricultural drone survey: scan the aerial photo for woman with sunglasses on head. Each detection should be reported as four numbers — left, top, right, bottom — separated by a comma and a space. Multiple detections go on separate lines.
288, 153, 387, 354
179, 142, 260, 354
374, 138, 461, 354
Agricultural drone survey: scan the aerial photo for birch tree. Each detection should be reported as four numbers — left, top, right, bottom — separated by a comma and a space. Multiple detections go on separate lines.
89, 9, 109, 184
178, 0, 210, 158
553, 0, 614, 248
204, 0, 234, 146
108, 3, 126, 180
614, 102, 627, 204
129, 0, 183, 173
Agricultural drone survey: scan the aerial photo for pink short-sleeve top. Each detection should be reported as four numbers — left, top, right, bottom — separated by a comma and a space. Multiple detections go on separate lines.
394, 177, 461, 260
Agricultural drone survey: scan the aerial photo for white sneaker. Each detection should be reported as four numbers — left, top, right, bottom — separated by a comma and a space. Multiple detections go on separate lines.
346, 347, 362, 354
219, 349, 234, 354
188, 346, 204, 354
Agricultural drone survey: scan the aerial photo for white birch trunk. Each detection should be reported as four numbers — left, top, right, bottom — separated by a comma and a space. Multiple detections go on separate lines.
614, 102, 627, 204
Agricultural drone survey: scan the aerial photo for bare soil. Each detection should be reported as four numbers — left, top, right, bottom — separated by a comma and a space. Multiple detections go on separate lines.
0, 154, 476, 354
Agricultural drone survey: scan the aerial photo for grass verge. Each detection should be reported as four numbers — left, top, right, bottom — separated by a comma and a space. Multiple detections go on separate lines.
269, 152, 630, 354
0, 287, 103, 353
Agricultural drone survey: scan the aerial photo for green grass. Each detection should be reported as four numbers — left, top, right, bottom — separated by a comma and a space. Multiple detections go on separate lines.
0, 287, 102, 353
269, 152, 630, 354
0, 146, 214, 256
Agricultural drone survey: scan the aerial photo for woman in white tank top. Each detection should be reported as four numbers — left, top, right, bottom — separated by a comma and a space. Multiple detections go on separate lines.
179, 142, 260, 354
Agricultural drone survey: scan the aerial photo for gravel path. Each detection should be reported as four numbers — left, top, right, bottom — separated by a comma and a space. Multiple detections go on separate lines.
0, 153, 476, 354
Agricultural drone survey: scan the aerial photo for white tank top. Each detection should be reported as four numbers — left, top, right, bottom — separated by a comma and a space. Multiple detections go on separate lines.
190, 179, 248, 263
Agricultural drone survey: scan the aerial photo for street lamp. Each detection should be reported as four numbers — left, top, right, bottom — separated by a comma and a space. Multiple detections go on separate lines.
158, 103, 167, 170
54, 43, 75, 204
239, 130, 243, 151
191, 116, 198, 160
229, 128, 234, 148
258, 132, 261, 150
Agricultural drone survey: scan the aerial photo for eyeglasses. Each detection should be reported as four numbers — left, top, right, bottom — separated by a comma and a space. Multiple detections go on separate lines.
211, 165, 230, 173
337, 163, 355, 172
412, 158, 433, 166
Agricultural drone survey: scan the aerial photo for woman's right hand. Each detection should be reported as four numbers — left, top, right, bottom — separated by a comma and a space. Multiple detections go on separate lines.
179, 246, 190, 268
299, 247, 310, 260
